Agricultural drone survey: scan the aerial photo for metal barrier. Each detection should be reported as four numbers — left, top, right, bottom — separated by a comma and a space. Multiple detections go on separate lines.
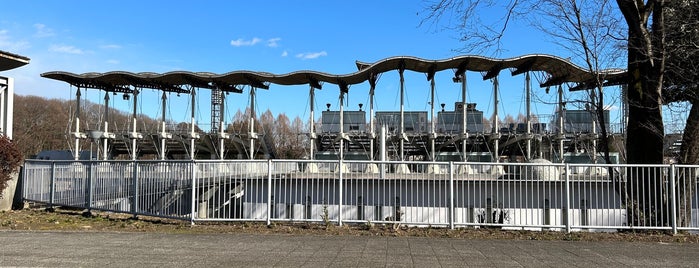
22, 159, 699, 232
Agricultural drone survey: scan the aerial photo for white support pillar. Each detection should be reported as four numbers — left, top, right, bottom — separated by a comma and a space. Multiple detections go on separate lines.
249, 87, 257, 160
380, 125, 386, 178
525, 72, 532, 160
189, 87, 199, 160
430, 77, 436, 161
72, 88, 86, 160
590, 89, 598, 163
219, 92, 228, 160
399, 68, 405, 161
309, 86, 316, 160
461, 73, 468, 160
160, 92, 170, 160
369, 77, 376, 161
492, 77, 500, 163
102, 92, 111, 160
558, 85, 565, 163
130, 89, 143, 160
339, 89, 345, 160
0, 76, 13, 139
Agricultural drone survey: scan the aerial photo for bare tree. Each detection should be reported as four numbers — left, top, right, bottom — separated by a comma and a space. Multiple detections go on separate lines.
422, 0, 673, 226
663, 0, 699, 227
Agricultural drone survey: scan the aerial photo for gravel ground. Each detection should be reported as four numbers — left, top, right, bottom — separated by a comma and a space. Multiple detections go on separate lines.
1, 207, 698, 243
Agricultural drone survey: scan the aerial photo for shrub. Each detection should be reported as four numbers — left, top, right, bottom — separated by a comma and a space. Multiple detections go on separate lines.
0, 135, 23, 193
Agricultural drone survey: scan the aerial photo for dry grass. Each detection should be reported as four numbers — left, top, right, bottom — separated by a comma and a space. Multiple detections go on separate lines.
1, 207, 697, 243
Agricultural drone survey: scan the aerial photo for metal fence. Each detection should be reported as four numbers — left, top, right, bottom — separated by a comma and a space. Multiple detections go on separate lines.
22, 159, 699, 233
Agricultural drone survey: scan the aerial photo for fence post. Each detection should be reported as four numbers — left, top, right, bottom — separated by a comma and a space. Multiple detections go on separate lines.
190, 160, 197, 225
49, 162, 56, 209
486, 197, 493, 224
580, 199, 588, 228
565, 163, 571, 233
449, 161, 455, 230
267, 159, 272, 226
338, 158, 343, 226
86, 161, 93, 212
670, 164, 677, 234
544, 198, 551, 228
132, 161, 138, 218
357, 196, 364, 221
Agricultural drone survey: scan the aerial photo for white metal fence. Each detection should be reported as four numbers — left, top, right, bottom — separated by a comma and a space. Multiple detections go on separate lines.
22, 159, 699, 233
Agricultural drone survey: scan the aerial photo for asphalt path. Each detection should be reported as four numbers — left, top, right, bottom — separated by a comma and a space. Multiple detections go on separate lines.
1, 231, 697, 267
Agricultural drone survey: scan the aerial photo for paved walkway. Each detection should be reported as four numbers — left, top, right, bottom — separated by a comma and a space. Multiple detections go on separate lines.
0, 231, 697, 267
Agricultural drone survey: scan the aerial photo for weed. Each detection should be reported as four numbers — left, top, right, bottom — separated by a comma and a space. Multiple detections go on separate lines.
320, 201, 331, 227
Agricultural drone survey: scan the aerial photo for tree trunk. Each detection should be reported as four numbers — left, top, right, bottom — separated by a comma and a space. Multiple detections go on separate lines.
677, 102, 699, 226
624, 34, 665, 226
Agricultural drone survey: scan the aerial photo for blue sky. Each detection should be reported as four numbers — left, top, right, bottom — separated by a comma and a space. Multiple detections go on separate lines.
1, 0, 631, 131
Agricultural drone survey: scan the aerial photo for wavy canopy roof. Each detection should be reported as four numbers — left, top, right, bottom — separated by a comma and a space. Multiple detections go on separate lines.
0, 50, 30, 72
42, 54, 626, 93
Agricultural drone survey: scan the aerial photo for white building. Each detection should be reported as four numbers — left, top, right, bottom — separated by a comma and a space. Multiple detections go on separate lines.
0, 50, 30, 139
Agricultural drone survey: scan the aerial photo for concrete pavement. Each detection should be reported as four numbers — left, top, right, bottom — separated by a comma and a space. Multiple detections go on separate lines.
0, 231, 697, 267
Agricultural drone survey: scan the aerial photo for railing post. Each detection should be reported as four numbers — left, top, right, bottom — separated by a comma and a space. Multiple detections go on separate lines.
86, 161, 93, 212
338, 158, 343, 226
580, 199, 588, 228
267, 159, 272, 226
565, 163, 571, 233
486, 198, 493, 224
449, 161, 455, 230
49, 162, 56, 209
132, 160, 138, 218
544, 198, 551, 228
190, 160, 197, 225
670, 164, 677, 234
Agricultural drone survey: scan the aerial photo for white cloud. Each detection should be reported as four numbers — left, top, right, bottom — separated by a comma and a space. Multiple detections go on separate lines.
49, 44, 84, 54
33, 23, 55, 38
296, 51, 327, 60
100, 44, 122, 49
0, 29, 30, 51
230, 37, 262, 47
281, 50, 288, 57
267, 38, 281, 47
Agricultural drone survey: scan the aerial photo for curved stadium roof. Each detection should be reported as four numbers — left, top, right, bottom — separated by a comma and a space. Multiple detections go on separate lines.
0, 50, 30, 72
42, 54, 626, 93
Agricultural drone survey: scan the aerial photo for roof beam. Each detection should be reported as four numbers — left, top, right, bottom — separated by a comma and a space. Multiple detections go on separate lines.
541, 74, 570, 88
511, 59, 535, 76
75, 81, 134, 93
454, 60, 469, 80
308, 76, 323, 89
183, 76, 216, 89
368, 72, 378, 88
338, 80, 349, 93
213, 82, 244, 93
426, 64, 436, 81
244, 75, 270, 89
482, 65, 502, 80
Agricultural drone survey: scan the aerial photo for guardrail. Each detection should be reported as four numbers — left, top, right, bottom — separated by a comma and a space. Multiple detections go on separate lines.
22, 159, 699, 233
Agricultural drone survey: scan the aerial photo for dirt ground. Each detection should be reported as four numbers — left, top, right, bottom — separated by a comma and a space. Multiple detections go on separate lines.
1, 207, 698, 243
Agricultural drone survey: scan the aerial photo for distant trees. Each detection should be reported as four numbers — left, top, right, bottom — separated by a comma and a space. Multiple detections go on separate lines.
12, 94, 311, 160
12, 95, 161, 158
12, 95, 70, 157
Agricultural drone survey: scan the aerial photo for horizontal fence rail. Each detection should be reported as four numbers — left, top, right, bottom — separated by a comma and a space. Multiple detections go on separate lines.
22, 159, 699, 233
